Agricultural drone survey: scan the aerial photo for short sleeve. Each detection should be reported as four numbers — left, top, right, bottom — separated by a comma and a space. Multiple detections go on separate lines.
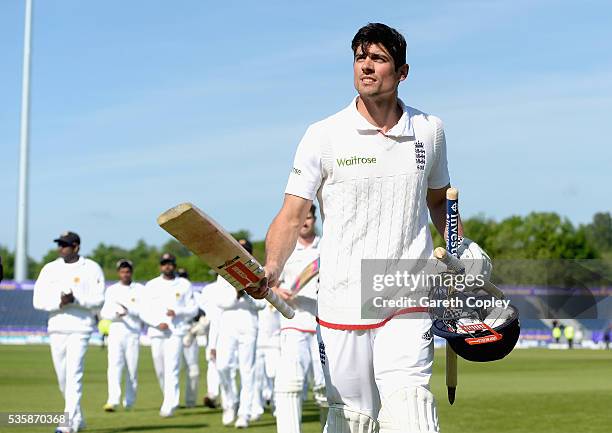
284, 125, 323, 200
428, 117, 451, 189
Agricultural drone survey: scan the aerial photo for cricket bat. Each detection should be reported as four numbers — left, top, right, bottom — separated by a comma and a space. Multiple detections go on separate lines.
289, 257, 320, 295
445, 187, 459, 405
157, 203, 295, 319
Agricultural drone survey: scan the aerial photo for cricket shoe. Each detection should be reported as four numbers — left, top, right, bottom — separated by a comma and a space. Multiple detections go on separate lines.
235, 416, 249, 428
103, 403, 117, 412
222, 406, 237, 426
159, 406, 176, 417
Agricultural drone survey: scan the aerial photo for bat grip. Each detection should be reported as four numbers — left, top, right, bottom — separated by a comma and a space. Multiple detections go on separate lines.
265, 289, 295, 319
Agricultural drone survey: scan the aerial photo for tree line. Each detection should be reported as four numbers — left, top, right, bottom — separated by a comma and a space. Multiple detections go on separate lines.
1, 212, 610, 283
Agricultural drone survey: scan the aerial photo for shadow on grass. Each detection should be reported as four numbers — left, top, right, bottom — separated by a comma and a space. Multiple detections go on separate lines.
176, 408, 223, 416
87, 423, 209, 433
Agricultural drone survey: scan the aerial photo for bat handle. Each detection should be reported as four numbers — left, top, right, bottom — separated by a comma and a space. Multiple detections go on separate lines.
265, 289, 295, 319
445, 187, 459, 405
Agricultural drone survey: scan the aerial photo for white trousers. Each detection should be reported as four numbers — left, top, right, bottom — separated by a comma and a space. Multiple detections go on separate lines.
216, 326, 257, 419
251, 340, 279, 417
151, 335, 184, 412
106, 327, 139, 407
150, 337, 166, 392
182, 341, 200, 406
275, 329, 324, 433
307, 330, 325, 391
277, 330, 325, 392
206, 347, 221, 399
49, 332, 89, 431
317, 316, 434, 421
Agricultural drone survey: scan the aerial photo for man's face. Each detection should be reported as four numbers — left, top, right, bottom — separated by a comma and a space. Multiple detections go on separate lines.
160, 262, 176, 278
57, 243, 78, 259
299, 212, 316, 238
353, 43, 407, 99
118, 267, 133, 285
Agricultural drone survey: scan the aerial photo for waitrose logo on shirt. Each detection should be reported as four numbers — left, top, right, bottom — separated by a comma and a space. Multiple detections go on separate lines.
336, 156, 377, 167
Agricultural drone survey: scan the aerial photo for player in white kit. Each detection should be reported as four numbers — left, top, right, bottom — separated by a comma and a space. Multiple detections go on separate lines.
250, 303, 280, 421
211, 239, 266, 428
176, 268, 201, 408
273, 204, 327, 433
194, 278, 224, 409
140, 253, 198, 417
100, 259, 144, 412
247, 23, 457, 432
33, 232, 105, 433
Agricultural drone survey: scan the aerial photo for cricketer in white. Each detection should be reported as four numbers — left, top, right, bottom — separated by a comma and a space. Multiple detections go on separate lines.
180, 273, 202, 408
99, 259, 145, 411
250, 303, 281, 420
33, 232, 105, 433
194, 279, 225, 408
138, 253, 198, 417
248, 23, 455, 433
274, 208, 327, 433
209, 272, 266, 428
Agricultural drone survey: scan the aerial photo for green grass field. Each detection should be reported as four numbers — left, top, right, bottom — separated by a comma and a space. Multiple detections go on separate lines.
0, 345, 611, 433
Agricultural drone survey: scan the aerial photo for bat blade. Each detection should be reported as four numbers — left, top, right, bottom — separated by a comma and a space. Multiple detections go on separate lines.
157, 203, 294, 319
290, 257, 320, 296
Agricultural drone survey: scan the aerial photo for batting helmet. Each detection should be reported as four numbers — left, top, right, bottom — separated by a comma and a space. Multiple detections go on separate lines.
430, 292, 520, 362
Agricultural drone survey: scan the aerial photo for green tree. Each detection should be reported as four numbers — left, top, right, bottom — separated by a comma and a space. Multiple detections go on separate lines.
90, 243, 130, 279
584, 212, 612, 252
0, 246, 15, 280
161, 239, 191, 258
128, 239, 161, 281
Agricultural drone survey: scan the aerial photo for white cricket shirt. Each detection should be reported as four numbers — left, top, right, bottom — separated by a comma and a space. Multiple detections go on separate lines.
100, 281, 145, 334
285, 97, 450, 329
141, 275, 198, 338
33, 257, 105, 333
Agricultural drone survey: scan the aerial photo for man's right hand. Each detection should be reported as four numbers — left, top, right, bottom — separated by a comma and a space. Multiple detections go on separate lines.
245, 264, 281, 299
273, 286, 293, 301
157, 323, 169, 331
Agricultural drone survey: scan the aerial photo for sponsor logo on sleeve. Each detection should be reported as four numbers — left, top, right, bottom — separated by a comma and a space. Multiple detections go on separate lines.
292, 167, 302, 175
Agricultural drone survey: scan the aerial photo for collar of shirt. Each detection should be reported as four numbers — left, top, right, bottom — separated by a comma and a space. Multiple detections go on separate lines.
348, 96, 414, 138
58, 256, 85, 267
296, 236, 320, 251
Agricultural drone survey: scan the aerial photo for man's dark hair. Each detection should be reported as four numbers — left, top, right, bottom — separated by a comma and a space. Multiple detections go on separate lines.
351, 23, 407, 70
238, 239, 253, 255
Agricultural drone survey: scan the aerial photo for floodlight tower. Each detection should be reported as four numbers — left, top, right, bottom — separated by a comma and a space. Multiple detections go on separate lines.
15, 0, 33, 282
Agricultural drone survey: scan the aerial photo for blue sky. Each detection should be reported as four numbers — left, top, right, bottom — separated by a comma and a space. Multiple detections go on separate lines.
1, 0, 610, 260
